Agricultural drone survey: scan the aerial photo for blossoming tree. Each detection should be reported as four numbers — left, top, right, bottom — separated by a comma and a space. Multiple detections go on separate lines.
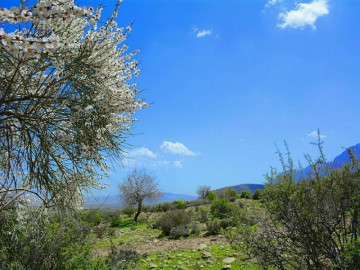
0, 0, 147, 211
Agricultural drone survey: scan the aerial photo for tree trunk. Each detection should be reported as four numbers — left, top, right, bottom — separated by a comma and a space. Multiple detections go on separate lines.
134, 201, 142, 222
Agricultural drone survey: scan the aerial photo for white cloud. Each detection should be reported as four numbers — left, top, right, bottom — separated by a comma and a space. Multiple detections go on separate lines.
197, 30, 213, 38
307, 130, 326, 139
192, 26, 213, 38
173, 161, 183, 168
122, 158, 170, 169
265, 0, 283, 8
278, 0, 329, 30
160, 141, 197, 156
129, 147, 156, 159
157, 160, 170, 166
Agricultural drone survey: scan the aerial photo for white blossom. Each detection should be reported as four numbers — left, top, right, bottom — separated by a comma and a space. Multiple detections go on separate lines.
0, 0, 146, 212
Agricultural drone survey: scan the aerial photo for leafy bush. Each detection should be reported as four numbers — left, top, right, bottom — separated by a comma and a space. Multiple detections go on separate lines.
150, 202, 174, 212
242, 142, 360, 269
225, 187, 239, 201
107, 227, 116, 238
185, 199, 210, 207
174, 200, 186, 209
198, 206, 209, 223
80, 210, 103, 227
101, 209, 122, 223
170, 225, 190, 239
206, 220, 222, 235
199, 212, 208, 223
240, 190, 251, 199
105, 246, 139, 270
122, 205, 136, 217
210, 198, 234, 219
191, 223, 201, 235
219, 218, 235, 229
93, 224, 108, 239
155, 210, 191, 236
150, 203, 163, 212
232, 203, 256, 227
340, 240, 360, 269
161, 202, 174, 212
0, 207, 99, 270
206, 191, 217, 201
252, 189, 262, 200
142, 205, 152, 213
110, 216, 122, 228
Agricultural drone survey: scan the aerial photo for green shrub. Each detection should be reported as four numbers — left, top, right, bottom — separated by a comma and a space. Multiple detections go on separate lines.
185, 199, 210, 207
340, 240, 360, 269
170, 225, 190, 239
210, 198, 234, 219
242, 142, 360, 269
219, 218, 235, 229
225, 187, 239, 201
252, 189, 262, 200
105, 247, 139, 270
122, 205, 136, 217
198, 207, 208, 223
240, 190, 251, 199
155, 210, 191, 236
93, 224, 108, 239
80, 210, 103, 226
199, 212, 208, 223
141, 205, 151, 213
110, 216, 122, 228
107, 227, 116, 238
101, 209, 122, 223
206, 220, 222, 235
206, 191, 217, 201
161, 202, 174, 212
174, 200, 186, 209
191, 223, 201, 235
0, 208, 98, 270
151, 203, 162, 212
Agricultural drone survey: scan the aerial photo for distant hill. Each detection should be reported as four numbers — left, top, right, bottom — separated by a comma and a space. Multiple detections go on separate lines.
214, 183, 264, 196
330, 143, 360, 168
84, 192, 197, 209
297, 143, 360, 179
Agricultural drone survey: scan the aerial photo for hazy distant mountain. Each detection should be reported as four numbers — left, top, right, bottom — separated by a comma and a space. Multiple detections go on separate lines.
84, 192, 197, 208
332, 143, 360, 168
214, 183, 264, 195
298, 143, 360, 179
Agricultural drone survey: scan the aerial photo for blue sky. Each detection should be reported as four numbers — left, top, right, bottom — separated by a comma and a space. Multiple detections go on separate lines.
4, 0, 360, 196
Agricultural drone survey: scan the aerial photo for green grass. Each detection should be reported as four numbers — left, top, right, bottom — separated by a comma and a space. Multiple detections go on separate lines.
113, 216, 149, 230
137, 244, 261, 270
94, 225, 162, 250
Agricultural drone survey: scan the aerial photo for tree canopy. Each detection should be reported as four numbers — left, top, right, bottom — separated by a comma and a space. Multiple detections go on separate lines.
0, 0, 146, 211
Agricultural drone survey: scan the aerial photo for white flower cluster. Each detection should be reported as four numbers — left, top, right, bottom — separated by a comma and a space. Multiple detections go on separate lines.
0, 0, 146, 210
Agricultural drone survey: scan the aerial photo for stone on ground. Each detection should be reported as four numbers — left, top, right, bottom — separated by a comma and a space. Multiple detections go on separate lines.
223, 257, 236, 264
202, 251, 211, 259
198, 244, 207, 250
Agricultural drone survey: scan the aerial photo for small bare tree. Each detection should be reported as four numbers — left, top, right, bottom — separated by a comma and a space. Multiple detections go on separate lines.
197, 185, 211, 199
119, 168, 161, 221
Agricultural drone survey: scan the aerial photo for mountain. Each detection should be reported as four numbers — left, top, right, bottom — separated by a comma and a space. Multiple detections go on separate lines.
332, 143, 360, 168
214, 183, 264, 196
297, 143, 360, 179
84, 192, 197, 209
